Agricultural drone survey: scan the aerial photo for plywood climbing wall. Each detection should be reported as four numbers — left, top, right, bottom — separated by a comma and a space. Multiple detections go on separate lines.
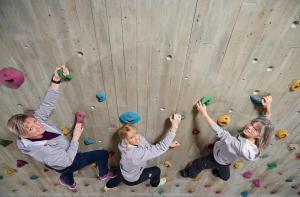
0, 0, 299, 196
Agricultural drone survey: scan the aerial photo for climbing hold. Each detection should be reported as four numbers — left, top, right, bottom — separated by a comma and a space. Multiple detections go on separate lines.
288, 143, 299, 151
200, 96, 212, 106
43, 168, 49, 172
285, 178, 293, 182
41, 188, 48, 192
119, 112, 141, 124
240, 191, 249, 197
192, 177, 201, 182
270, 189, 278, 194
91, 163, 97, 168
204, 184, 211, 188
0, 139, 13, 147
206, 141, 216, 149
96, 92, 106, 102
233, 161, 244, 169
267, 162, 278, 170
57, 67, 73, 81
0, 175, 3, 180
217, 115, 231, 126
75, 111, 86, 124
16, 160, 28, 168
261, 153, 269, 159
278, 171, 284, 175
192, 128, 200, 135
237, 128, 244, 134
175, 183, 180, 187
290, 79, 300, 91
30, 175, 39, 180
0, 67, 25, 89
275, 130, 288, 139
6, 167, 16, 176
215, 190, 222, 194
130, 189, 135, 192
242, 171, 253, 179
60, 127, 70, 136
180, 114, 186, 120
158, 189, 165, 195
187, 189, 194, 193
84, 138, 95, 145
291, 185, 298, 190
250, 95, 262, 106
252, 179, 261, 187
163, 160, 172, 168
108, 150, 115, 158
295, 153, 300, 160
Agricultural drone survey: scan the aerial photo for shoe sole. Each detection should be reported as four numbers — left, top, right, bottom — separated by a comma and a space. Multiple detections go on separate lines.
59, 178, 77, 192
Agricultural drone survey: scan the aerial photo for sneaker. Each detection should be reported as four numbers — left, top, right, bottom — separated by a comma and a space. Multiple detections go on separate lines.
211, 169, 219, 178
103, 186, 118, 192
59, 176, 77, 192
97, 170, 118, 181
180, 169, 189, 177
158, 178, 167, 186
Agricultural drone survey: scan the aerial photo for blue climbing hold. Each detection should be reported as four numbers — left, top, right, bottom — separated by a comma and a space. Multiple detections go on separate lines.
30, 175, 39, 180
96, 92, 106, 102
180, 114, 185, 120
84, 138, 95, 145
250, 95, 262, 106
240, 191, 249, 197
119, 112, 141, 124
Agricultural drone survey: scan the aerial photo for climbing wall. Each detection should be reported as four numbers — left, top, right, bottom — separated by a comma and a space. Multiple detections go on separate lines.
0, 0, 299, 196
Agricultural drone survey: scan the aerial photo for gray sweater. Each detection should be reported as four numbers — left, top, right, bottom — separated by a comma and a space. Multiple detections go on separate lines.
119, 131, 175, 182
212, 115, 271, 165
17, 88, 79, 170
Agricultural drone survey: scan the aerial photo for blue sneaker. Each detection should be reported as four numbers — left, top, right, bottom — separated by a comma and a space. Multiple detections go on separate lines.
59, 176, 77, 192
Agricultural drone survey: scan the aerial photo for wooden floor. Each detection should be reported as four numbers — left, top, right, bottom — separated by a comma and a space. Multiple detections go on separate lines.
0, 0, 299, 196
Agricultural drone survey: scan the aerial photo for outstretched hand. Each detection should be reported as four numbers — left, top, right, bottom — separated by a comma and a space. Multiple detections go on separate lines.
195, 102, 208, 116
170, 140, 180, 148
262, 95, 272, 109
169, 113, 181, 130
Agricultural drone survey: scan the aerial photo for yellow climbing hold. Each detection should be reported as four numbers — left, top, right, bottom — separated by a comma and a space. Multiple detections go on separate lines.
192, 177, 201, 182
6, 167, 17, 176
60, 126, 70, 136
217, 115, 231, 126
233, 161, 244, 169
163, 160, 172, 168
290, 79, 300, 91
275, 130, 288, 139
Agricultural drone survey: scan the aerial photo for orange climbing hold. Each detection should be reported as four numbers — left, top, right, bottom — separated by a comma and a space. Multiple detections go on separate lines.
290, 79, 300, 91
163, 160, 172, 168
217, 115, 231, 126
233, 161, 244, 169
275, 130, 288, 139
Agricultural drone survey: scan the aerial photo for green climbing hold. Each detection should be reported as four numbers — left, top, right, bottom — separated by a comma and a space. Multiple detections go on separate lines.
57, 68, 73, 81
0, 175, 3, 180
0, 139, 13, 147
200, 96, 212, 106
285, 178, 293, 182
267, 162, 277, 170
158, 189, 165, 195
237, 128, 244, 134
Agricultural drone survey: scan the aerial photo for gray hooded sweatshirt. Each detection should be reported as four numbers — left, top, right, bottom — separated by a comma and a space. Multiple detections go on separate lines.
119, 131, 175, 182
212, 115, 271, 165
16, 88, 79, 170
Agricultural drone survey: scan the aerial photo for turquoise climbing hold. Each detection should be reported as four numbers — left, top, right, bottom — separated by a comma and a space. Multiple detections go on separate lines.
240, 191, 249, 197
237, 128, 244, 134
250, 95, 262, 105
285, 178, 293, 182
261, 154, 269, 159
200, 96, 212, 106
180, 114, 185, 120
96, 92, 106, 102
267, 162, 277, 170
119, 112, 141, 124
84, 138, 95, 145
30, 175, 39, 180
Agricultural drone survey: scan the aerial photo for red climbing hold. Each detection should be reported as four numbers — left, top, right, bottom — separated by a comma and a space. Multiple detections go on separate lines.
295, 153, 300, 160
252, 179, 261, 187
242, 171, 252, 179
16, 160, 28, 168
204, 184, 211, 188
192, 128, 200, 135
215, 190, 222, 194
75, 111, 86, 124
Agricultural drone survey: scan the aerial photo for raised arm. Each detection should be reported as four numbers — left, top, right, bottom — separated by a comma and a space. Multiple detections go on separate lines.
261, 95, 272, 119
34, 65, 69, 122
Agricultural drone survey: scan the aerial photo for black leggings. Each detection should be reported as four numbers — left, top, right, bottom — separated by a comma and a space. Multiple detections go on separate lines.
182, 153, 230, 181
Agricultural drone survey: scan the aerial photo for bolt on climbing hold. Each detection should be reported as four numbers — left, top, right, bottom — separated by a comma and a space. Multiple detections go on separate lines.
278, 171, 284, 175
192, 177, 201, 182
119, 112, 141, 124
43, 168, 49, 172
187, 189, 194, 193
200, 96, 212, 106
0, 175, 3, 180
295, 153, 300, 160
233, 161, 244, 169
252, 179, 261, 187
84, 138, 95, 145
30, 175, 39, 180
163, 160, 172, 168
204, 184, 211, 188
267, 162, 278, 170
290, 79, 300, 91
175, 183, 180, 187
217, 115, 231, 126
192, 128, 200, 135
180, 114, 186, 120
60, 127, 70, 136
96, 92, 106, 102
275, 130, 288, 139
0, 139, 13, 147
288, 143, 299, 151
158, 189, 165, 195
16, 160, 28, 168
75, 111, 86, 125
242, 171, 252, 179
6, 167, 16, 176
237, 128, 244, 134
261, 153, 269, 159
285, 178, 293, 182
215, 190, 222, 194
240, 191, 249, 197
0, 67, 25, 89
57, 67, 73, 81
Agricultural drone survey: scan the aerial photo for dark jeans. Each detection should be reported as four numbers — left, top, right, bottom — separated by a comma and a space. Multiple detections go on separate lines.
106, 166, 161, 188
51, 150, 109, 185
182, 153, 230, 181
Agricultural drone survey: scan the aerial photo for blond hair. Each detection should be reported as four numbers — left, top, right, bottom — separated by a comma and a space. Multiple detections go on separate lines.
7, 114, 33, 136
118, 124, 137, 140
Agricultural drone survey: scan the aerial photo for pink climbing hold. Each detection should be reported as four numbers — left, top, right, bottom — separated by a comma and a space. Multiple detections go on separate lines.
215, 190, 222, 194
75, 111, 86, 124
16, 160, 28, 168
252, 179, 261, 187
295, 153, 300, 160
242, 171, 253, 179
204, 184, 211, 188
0, 67, 25, 89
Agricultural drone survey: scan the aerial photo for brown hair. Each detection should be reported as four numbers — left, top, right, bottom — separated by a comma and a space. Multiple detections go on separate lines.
118, 124, 137, 140
7, 114, 33, 136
